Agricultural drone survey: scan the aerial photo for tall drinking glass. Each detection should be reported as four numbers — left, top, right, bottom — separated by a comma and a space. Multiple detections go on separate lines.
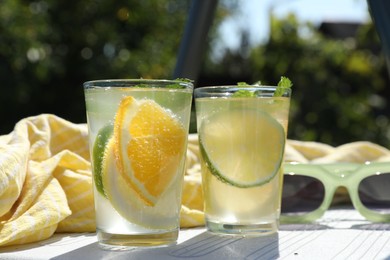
84, 79, 193, 249
195, 85, 291, 236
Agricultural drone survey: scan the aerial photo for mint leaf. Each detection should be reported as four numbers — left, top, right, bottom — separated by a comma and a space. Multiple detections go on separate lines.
232, 82, 256, 97
278, 76, 292, 88
274, 76, 292, 97
167, 78, 194, 89
233, 89, 255, 97
237, 82, 250, 87
174, 78, 193, 83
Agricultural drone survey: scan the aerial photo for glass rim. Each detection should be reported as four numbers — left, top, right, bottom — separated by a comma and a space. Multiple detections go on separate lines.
194, 85, 291, 97
83, 78, 193, 89
195, 85, 279, 90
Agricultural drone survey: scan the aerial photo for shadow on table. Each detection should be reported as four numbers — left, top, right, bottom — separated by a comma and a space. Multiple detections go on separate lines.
280, 223, 330, 231
0, 233, 96, 254
52, 232, 280, 260
351, 223, 390, 231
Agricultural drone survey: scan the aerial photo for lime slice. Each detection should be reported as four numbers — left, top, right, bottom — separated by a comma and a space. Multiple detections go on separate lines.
199, 109, 285, 188
92, 123, 114, 197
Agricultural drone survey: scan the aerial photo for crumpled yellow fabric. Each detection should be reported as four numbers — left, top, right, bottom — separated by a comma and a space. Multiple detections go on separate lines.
2, 114, 390, 247
180, 134, 204, 228
0, 114, 93, 247
285, 139, 390, 163
0, 114, 204, 247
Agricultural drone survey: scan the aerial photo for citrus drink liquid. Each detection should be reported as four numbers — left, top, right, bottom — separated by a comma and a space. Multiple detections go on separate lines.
84, 80, 193, 248
195, 89, 290, 236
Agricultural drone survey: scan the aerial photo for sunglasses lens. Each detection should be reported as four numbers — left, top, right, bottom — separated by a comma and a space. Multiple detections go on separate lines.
358, 173, 390, 213
282, 175, 325, 214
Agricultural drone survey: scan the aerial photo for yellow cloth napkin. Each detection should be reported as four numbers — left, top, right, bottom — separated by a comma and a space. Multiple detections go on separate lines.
0, 114, 93, 246
180, 134, 204, 227
2, 114, 390, 247
0, 114, 204, 247
285, 139, 390, 163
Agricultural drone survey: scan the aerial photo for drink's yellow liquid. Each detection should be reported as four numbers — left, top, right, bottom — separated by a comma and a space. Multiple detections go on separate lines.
196, 96, 290, 235
85, 86, 192, 248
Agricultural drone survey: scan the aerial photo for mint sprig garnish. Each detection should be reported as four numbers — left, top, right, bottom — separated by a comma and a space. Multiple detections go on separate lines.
232, 82, 260, 97
174, 78, 193, 83
232, 77, 292, 97
233, 90, 255, 97
274, 76, 292, 97
167, 78, 194, 89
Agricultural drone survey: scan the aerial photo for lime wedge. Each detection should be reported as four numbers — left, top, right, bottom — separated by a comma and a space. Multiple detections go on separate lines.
92, 123, 114, 197
199, 109, 285, 188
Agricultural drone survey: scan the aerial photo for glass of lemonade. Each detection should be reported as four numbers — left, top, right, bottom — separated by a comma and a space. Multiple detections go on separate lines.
195, 85, 291, 236
84, 79, 193, 249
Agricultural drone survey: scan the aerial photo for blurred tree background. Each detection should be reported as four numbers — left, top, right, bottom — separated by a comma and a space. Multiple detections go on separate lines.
200, 14, 390, 146
1, 0, 389, 147
0, 0, 194, 133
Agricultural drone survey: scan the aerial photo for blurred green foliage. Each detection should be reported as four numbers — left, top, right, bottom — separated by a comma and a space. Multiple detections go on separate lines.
253, 15, 390, 146
1, 1, 389, 148
0, 0, 191, 134
201, 14, 390, 147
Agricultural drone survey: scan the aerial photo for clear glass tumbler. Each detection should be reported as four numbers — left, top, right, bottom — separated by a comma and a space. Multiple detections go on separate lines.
84, 79, 193, 249
195, 85, 291, 236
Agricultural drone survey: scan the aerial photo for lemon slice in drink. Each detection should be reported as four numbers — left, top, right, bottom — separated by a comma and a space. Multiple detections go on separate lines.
113, 96, 186, 206
199, 109, 285, 188
102, 138, 178, 229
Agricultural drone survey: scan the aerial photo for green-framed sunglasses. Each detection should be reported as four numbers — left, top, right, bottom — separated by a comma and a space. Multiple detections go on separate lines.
280, 162, 390, 223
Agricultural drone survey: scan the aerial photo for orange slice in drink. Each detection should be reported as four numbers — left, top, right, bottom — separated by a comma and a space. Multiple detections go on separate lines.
113, 96, 186, 206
